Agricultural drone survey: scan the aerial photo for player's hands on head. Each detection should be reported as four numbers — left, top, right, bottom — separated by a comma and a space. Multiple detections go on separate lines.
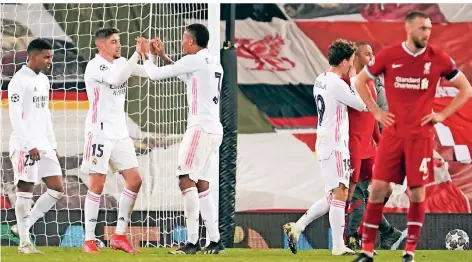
150, 37, 165, 57
421, 111, 445, 126
29, 147, 40, 161
372, 108, 395, 127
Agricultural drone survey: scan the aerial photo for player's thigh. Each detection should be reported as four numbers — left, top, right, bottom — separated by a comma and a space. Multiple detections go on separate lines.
350, 156, 362, 184
359, 158, 374, 181
80, 133, 113, 175
373, 135, 405, 185
197, 148, 220, 183
177, 126, 220, 181
38, 150, 63, 182
11, 150, 40, 185
110, 137, 139, 173
405, 137, 434, 188
320, 151, 350, 193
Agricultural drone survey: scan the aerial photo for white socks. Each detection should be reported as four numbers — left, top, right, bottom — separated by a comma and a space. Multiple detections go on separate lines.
199, 189, 220, 242
182, 187, 199, 244
84, 191, 100, 241
27, 189, 62, 229
329, 199, 346, 247
15, 192, 33, 245
115, 188, 137, 235
296, 194, 332, 231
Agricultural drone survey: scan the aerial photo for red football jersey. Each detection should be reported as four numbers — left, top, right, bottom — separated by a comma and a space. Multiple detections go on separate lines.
366, 42, 458, 138
343, 76, 379, 159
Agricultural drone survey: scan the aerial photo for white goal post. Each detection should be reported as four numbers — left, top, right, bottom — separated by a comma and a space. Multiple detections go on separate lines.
0, 3, 221, 248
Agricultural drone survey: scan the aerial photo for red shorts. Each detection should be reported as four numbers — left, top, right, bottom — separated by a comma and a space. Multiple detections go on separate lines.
373, 134, 434, 188
350, 157, 374, 183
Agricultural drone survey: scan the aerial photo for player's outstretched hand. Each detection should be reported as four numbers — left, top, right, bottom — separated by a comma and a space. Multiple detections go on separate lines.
421, 112, 445, 126
135, 37, 149, 59
29, 147, 40, 161
372, 108, 395, 127
150, 37, 165, 57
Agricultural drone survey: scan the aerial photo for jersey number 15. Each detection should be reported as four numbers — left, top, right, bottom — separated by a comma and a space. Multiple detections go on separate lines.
213, 72, 222, 105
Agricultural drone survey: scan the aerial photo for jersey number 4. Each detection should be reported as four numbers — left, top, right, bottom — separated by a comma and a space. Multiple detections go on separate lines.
213, 72, 222, 105
315, 95, 326, 126
419, 157, 431, 174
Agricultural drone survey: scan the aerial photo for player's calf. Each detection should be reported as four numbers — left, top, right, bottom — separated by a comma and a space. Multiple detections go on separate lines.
404, 186, 426, 257
114, 167, 141, 252
197, 180, 221, 246
178, 175, 200, 247
330, 185, 354, 254
26, 176, 64, 231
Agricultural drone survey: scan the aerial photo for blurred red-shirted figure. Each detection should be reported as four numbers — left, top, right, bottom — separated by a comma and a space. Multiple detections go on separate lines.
353, 11, 472, 262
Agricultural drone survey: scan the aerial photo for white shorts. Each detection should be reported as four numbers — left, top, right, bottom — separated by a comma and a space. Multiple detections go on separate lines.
320, 151, 351, 193
10, 149, 62, 185
177, 125, 222, 182
80, 133, 138, 175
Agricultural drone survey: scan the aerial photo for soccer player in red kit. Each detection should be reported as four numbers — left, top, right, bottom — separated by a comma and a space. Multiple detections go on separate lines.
353, 11, 472, 262
343, 43, 401, 250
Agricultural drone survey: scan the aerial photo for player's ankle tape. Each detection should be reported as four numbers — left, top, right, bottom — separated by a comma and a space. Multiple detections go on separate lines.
47, 188, 64, 199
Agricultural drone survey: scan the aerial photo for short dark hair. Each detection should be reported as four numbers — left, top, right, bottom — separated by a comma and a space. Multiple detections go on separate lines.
27, 38, 52, 54
405, 11, 429, 22
327, 39, 357, 66
186, 23, 209, 48
355, 41, 370, 54
95, 27, 120, 40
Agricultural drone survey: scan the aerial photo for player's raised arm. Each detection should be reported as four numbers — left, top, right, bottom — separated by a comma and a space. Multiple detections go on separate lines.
141, 52, 198, 81
8, 79, 34, 151
129, 37, 176, 79
335, 77, 367, 112
86, 28, 140, 87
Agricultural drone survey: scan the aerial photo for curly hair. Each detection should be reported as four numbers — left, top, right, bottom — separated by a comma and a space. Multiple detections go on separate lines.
327, 39, 357, 66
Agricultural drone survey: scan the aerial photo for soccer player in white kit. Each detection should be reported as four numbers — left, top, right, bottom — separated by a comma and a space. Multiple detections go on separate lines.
80, 28, 153, 254
284, 39, 366, 256
138, 24, 224, 254
8, 39, 64, 254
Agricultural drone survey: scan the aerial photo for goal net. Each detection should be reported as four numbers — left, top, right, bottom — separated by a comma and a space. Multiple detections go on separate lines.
0, 3, 220, 248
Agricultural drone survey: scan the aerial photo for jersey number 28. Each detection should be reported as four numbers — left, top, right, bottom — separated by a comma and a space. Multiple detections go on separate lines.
213, 72, 222, 104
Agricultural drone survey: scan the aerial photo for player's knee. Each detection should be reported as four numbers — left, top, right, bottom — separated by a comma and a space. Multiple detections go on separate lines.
16, 181, 34, 192
369, 180, 390, 202
133, 175, 142, 189
196, 180, 209, 193
409, 186, 426, 203
126, 175, 142, 192
332, 185, 349, 201
178, 175, 195, 191
89, 183, 105, 195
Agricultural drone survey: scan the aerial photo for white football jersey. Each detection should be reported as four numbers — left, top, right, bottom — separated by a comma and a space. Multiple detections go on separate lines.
313, 72, 366, 159
8, 66, 57, 154
84, 53, 145, 140
144, 49, 224, 134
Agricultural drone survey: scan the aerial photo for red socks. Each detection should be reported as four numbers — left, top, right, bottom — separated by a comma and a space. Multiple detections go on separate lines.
361, 202, 384, 255
405, 201, 426, 255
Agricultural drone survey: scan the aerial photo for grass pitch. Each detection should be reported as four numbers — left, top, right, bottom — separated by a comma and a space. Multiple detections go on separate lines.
1, 247, 471, 262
